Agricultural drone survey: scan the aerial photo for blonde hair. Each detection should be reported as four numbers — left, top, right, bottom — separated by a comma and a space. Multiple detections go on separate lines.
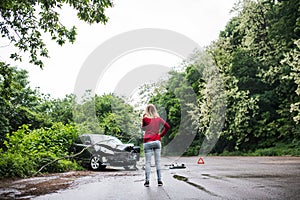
144, 104, 160, 118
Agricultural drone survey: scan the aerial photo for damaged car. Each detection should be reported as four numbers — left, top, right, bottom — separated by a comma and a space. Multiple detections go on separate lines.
70, 134, 140, 170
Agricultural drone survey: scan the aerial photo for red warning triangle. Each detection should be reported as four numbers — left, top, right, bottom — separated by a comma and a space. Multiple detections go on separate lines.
197, 157, 204, 164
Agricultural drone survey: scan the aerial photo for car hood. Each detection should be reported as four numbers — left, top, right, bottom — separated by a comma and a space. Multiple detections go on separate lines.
116, 143, 134, 151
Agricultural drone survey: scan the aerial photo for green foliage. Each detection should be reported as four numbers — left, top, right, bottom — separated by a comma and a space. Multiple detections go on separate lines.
0, 85, 142, 177
95, 94, 140, 142
146, 0, 300, 155
217, 142, 300, 156
209, 0, 300, 152
42, 94, 76, 125
1, 0, 300, 179
0, 63, 52, 148
282, 39, 300, 124
0, 123, 79, 177
0, 0, 113, 68
0, 151, 36, 177
96, 94, 141, 144
74, 93, 141, 144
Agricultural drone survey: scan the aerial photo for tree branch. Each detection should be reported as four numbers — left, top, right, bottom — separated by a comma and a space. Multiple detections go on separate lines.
33, 139, 113, 176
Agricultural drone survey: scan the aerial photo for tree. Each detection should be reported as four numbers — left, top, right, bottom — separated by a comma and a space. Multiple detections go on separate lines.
0, 0, 113, 68
73, 93, 141, 143
95, 94, 141, 143
282, 39, 300, 125
143, 0, 300, 154
212, 0, 300, 150
41, 94, 76, 125
0, 63, 48, 148
208, 31, 260, 152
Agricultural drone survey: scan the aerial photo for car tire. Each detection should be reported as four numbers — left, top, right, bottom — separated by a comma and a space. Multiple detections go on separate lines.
90, 156, 106, 170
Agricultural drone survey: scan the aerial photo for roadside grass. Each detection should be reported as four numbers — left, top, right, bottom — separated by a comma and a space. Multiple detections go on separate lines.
214, 142, 300, 156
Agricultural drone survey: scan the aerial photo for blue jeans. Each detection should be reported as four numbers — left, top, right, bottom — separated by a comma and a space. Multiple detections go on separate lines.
143, 140, 162, 182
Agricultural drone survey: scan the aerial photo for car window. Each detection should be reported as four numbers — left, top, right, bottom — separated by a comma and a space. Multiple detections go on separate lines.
108, 137, 122, 145
90, 135, 123, 146
79, 135, 92, 145
91, 135, 106, 144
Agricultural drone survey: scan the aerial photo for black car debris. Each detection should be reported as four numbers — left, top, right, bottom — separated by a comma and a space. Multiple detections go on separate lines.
70, 134, 140, 170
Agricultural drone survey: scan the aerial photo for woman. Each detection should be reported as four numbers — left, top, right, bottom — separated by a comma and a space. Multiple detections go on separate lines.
142, 104, 170, 187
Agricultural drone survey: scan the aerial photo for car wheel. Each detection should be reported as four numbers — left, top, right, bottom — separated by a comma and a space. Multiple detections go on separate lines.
90, 156, 106, 170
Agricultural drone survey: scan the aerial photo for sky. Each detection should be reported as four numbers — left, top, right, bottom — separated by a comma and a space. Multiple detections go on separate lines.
4, 0, 238, 99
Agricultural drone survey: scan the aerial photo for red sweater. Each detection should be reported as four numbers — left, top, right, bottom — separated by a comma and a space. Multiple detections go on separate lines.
142, 117, 170, 143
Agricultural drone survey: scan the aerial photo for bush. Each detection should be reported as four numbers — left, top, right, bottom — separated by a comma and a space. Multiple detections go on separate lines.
250, 143, 300, 156
0, 123, 81, 178
212, 142, 300, 156
183, 146, 200, 156
0, 152, 36, 177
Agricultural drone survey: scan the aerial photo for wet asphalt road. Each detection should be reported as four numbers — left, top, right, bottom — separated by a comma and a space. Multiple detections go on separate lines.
34, 156, 300, 200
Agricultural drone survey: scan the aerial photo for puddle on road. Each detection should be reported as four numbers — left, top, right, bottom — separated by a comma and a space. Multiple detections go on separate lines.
201, 173, 288, 180
173, 175, 219, 197
201, 173, 224, 180
225, 174, 284, 179
173, 175, 188, 181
